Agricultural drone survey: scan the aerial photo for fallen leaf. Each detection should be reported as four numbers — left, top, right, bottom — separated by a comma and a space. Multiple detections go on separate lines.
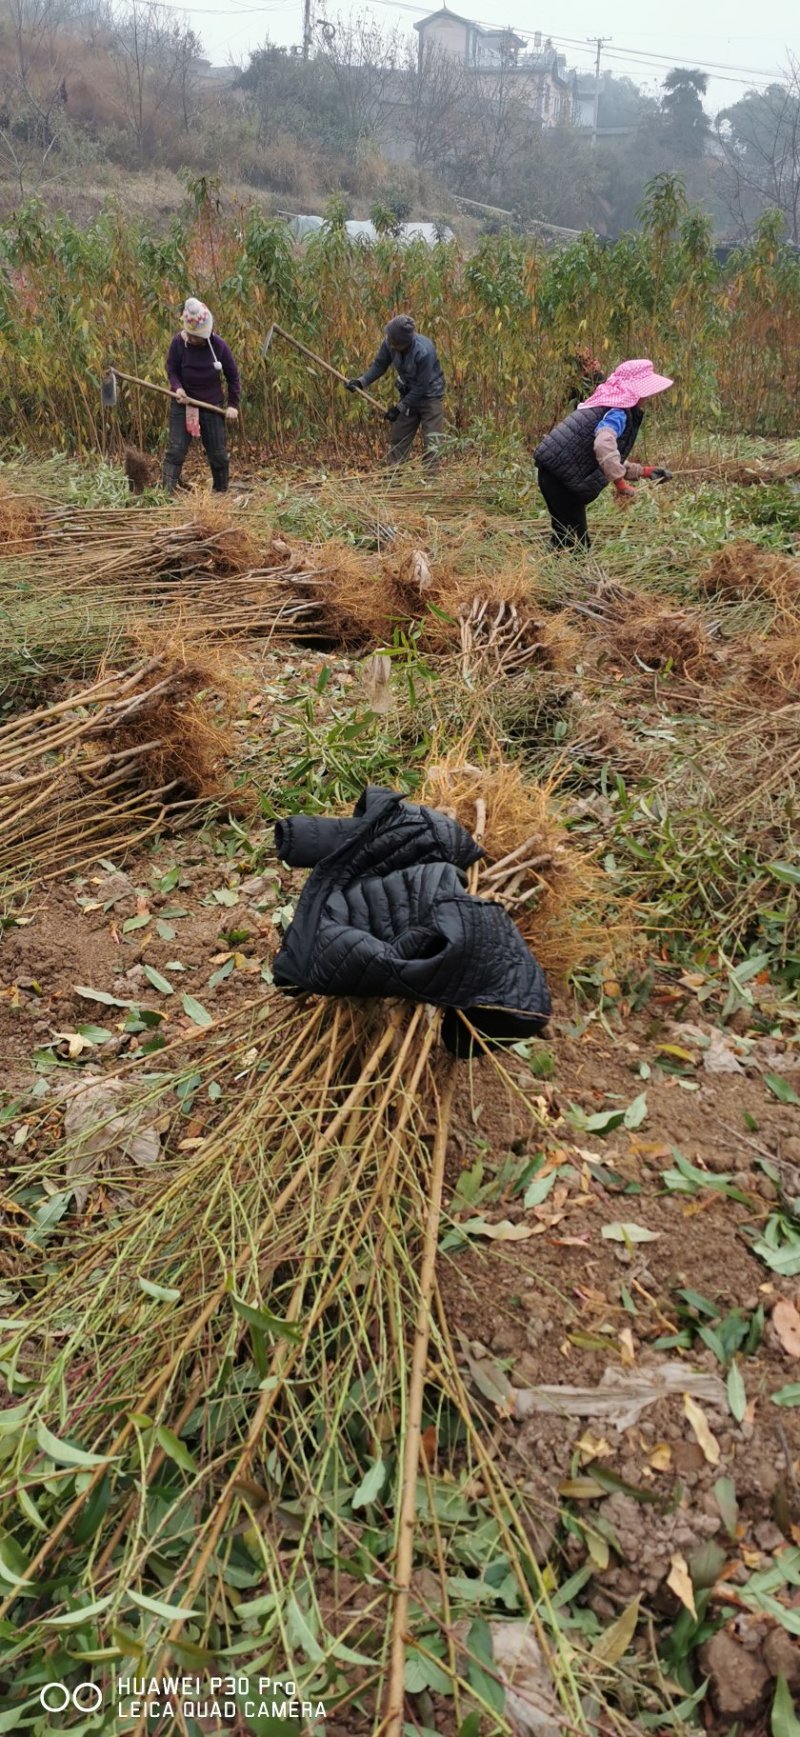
460, 1217, 536, 1242
459, 1338, 513, 1408
576, 1432, 612, 1461
667, 1551, 697, 1618
649, 1442, 672, 1472
773, 1298, 800, 1359
727, 1361, 747, 1423
703, 1031, 745, 1074
559, 1477, 606, 1500
591, 1596, 640, 1666
143, 964, 173, 996
623, 1092, 648, 1130
486, 1622, 562, 1737
419, 1425, 437, 1467
601, 1222, 660, 1244
765, 1073, 800, 1106
684, 1394, 721, 1465
587, 1531, 610, 1570
713, 1476, 738, 1536
619, 1327, 636, 1366
772, 1383, 800, 1407
628, 1137, 671, 1160
656, 1043, 697, 1063
772, 1674, 800, 1737
62, 1076, 164, 1211
513, 1363, 726, 1430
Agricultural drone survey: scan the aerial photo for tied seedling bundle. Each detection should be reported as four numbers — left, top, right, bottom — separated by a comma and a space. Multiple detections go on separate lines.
0, 656, 233, 894
0, 972, 595, 1736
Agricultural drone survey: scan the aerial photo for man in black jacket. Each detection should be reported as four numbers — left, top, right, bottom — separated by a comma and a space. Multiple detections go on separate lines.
345, 313, 445, 472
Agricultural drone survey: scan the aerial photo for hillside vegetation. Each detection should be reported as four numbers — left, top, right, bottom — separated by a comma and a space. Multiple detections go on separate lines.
1, 0, 799, 238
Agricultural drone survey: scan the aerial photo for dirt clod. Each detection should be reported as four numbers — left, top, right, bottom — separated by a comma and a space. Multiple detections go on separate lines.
700, 1629, 771, 1723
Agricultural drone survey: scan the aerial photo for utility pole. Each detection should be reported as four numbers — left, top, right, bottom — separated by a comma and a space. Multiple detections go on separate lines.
302, 0, 312, 60
587, 36, 610, 147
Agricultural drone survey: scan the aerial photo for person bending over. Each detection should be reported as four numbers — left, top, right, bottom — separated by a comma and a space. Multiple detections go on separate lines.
534, 358, 673, 550
345, 313, 445, 473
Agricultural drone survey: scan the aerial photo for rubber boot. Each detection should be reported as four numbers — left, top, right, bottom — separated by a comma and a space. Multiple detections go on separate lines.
162, 459, 182, 493
211, 462, 229, 494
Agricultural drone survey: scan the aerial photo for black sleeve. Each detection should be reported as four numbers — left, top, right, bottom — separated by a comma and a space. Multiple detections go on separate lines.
275, 816, 362, 866
359, 341, 392, 388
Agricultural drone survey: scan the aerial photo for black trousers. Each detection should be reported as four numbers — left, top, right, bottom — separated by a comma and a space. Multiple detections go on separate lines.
537, 465, 590, 549
162, 401, 229, 492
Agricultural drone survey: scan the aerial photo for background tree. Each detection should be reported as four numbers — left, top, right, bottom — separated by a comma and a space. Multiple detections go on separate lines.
313, 13, 403, 154
659, 67, 710, 161
404, 39, 472, 176
106, 0, 200, 163
716, 62, 800, 242
0, 0, 78, 191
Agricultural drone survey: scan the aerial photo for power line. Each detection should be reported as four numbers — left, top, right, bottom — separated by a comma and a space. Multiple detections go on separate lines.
591, 48, 781, 88
130, 0, 286, 14
359, 0, 788, 86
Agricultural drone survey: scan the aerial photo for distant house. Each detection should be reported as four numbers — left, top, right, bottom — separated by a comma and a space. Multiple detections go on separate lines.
574, 77, 637, 138
574, 81, 596, 130
413, 8, 576, 125
413, 8, 524, 71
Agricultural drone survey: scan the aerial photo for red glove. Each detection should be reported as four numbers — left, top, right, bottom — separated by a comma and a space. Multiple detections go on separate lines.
642, 467, 654, 479
614, 479, 636, 503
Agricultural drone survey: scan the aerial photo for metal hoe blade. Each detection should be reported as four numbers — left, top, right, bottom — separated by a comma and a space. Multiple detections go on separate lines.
101, 369, 117, 408
261, 325, 276, 358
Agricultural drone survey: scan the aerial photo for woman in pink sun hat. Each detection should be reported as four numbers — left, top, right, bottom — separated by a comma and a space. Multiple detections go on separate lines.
533, 358, 674, 550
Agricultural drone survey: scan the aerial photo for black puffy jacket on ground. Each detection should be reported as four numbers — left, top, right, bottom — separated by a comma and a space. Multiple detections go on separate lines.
273, 787, 551, 1056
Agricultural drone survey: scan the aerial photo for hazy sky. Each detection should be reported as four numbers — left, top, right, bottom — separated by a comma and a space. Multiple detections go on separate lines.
193, 0, 797, 114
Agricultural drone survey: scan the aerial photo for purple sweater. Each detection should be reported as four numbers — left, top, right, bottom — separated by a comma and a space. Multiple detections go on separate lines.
166, 333, 241, 409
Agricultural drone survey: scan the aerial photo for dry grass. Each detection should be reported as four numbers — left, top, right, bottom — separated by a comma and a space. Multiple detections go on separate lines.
611, 606, 723, 679
0, 649, 240, 889
310, 539, 579, 682
571, 579, 725, 682
727, 632, 800, 710
420, 743, 629, 981
0, 488, 46, 551
704, 541, 800, 613
95, 637, 236, 801
688, 455, 800, 486
310, 539, 420, 646
176, 499, 263, 577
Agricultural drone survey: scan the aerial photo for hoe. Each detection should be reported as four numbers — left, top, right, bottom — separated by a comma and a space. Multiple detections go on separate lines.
261, 323, 384, 410
101, 367, 228, 418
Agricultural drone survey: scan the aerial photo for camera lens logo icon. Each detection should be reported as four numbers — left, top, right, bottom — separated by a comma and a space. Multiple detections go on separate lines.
40, 1682, 103, 1713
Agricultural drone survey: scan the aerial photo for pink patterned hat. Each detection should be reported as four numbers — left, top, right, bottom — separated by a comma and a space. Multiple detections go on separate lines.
581, 358, 673, 410
182, 296, 213, 340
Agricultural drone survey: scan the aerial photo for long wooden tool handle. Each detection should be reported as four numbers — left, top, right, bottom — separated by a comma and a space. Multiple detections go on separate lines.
111, 367, 229, 419
269, 324, 386, 411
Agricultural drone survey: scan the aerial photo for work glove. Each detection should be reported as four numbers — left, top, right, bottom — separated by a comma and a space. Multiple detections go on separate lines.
345, 378, 363, 392
644, 466, 673, 484
225, 407, 239, 422
385, 405, 400, 422
174, 387, 188, 403
614, 479, 637, 504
